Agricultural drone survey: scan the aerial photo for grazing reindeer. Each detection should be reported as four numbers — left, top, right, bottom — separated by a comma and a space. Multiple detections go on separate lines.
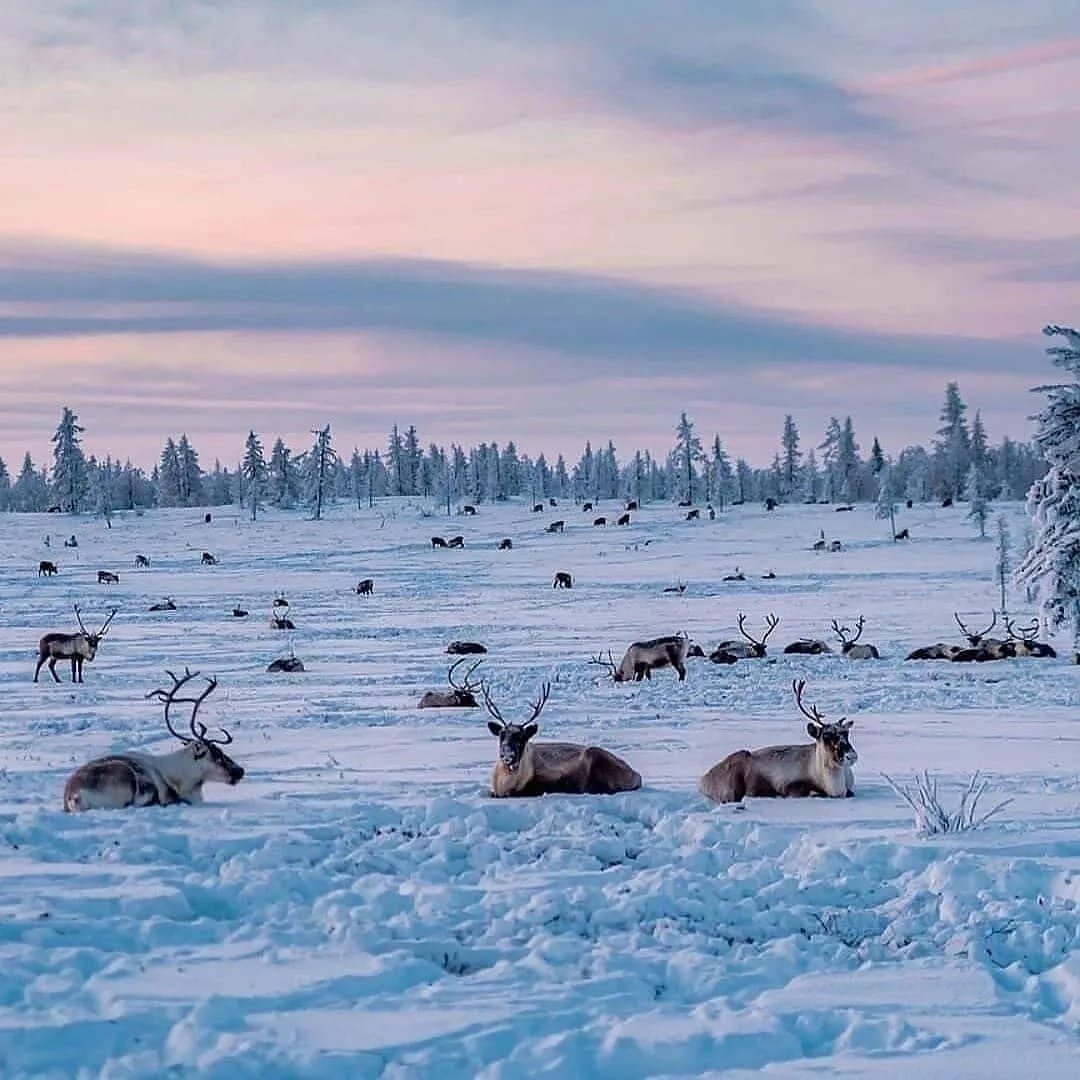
418, 658, 483, 708
63, 668, 244, 811
592, 634, 689, 682
616, 512, 631, 526
894, 528, 910, 540
723, 567, 746, 581
463, 504, 477, 515
663, 580, 686, 594
356, 578, 374, 596
1005, 616, 1057, 658
546, 520, 565, 534
134, 554, 151, 568
270, 603, 295, 630
447, 535, 465, 548
38, 560, 58, 577
582, 502, 593, 512
532, 503, 544, 513
498, 537, 513, 550
593, 516, 607, 526
831, 616, 879, 659
447, 640, 487, 655
699, 679, 857, 804
431, 536, 448, 548
812, 530, 827, 552
686, 508, 700, 521
686, 642, 706, 658
149, 597, 177, 612
626, 500, 638, 511
553, 571, 573, 589
712, 613, 781, 661
34, 605, 116, 683
267, 654, 305, 672
97, 570, 119, 585
485, 682, 642, 797
201, 551, 218, 566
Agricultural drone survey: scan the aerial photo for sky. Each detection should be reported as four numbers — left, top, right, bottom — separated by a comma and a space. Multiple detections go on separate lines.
1, 0, 1078, 471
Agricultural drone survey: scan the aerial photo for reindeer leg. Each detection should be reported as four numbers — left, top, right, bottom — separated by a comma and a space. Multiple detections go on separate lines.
48, 657, 61, 683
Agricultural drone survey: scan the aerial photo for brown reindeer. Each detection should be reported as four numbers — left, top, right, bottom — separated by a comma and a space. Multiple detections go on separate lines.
134, 554, 151, 568
418, 658, 483, 709
592, 633, 689, 682
617, 512, 631, 526
98, 570, 119, 585
267, 655, 305, 672
201, 552, 218, 566
462, 504, 477, 515
38, 560, 58, 577
1005, 615, 1057, 658
593, 516, 607, 526
686, 508, 700, 521
356, 578, 374, 596
711, 613, 780, 661
149, 597, 177, 612
498, 538, 513, 550
447, 535, 465, 548
626, 500, 638, 510
699, 679, 857, 804
532, 503, 544, 513
431, 536, 448, 548
485, 682, 642, 797
63, 668, 244, 812
553, 571, 573, 589
546, 520, 565, 534
447, 640, 487, 655
951, 612, 1011, 661
582, 501, 594, 512
831, 616, 880, 659
34, 605, 116, 683
784, 637, 832, 655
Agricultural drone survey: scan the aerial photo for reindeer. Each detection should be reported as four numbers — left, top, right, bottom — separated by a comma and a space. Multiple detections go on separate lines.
699, 679, 857, 804
812, 531, 827, 552
762, 570, 776, 579
828, 540, 843, 553
663, 581, 686, 594
462, 504, 477, 515
418, 658, 483, 708
431, 536, 448, 548
783, 637, 832, 655
591, 634, 689, 682
582, 502, 593, 512
499, 538, 513, 550
593, 516, 607, 526
63, 535, 78, 548
686, 508, 700, 521
484, 682, 642, 797
232, 605, 249, 618
1005, 616, 1057, 658
273, 594, 289, 607
723, 567, 746, 581
97, 570, 119, 585
553, 572, 573, 589
617, 512, 631, 526
270, 603, 295, 630
134, 554, 151, 568
711, 613, 781, 661
532, 503, 544, 513
267, 655, 305, 672
906, 642, 961, 661
831, 616, 880, 659
952, 612, 1011, 661
201, 552, 218, 566
34, 606, 116, 683
149, 597, 177, 612
448, 640, 487, 655
356, 578, 374, 596
546, 520, 565, 534
447, 535, 465, 548
626, 500, 639, 511
549, 498, 557, 507
38, 560, 58, 577
894, 528, 910, 541
63, 668, 244, 811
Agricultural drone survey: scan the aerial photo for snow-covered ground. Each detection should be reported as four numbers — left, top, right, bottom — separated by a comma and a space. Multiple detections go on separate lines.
0, 498, 1076, 1078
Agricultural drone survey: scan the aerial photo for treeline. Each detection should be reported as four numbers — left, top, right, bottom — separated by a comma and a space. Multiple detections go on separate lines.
0, 383, 1045, 516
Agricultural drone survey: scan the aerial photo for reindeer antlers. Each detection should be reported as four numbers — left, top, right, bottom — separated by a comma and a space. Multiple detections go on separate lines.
73, 604, 116, 638
1004, 614, 1039, 643
792, 678, 827, 725
954, 611, 996, 644
830, 615, 864, 645
448, 657, 483, 691
480, 679, 551, 727
147, 667, 227, 744
737, 612, 781, 646
588, 649, 618, 677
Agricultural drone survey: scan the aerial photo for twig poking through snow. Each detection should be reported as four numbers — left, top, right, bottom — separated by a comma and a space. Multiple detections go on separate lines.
881, 770, 1012, 835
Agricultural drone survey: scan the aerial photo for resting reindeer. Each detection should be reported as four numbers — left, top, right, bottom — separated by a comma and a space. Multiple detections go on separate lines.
831, 616, 879, 659
267, 655, 305, 672
34, 605, 116, 683
699, 679, 857, 804
1005, 616, 1057, 658
447, 535, 465, 548
906, 642, 961, 661
418, 658, 483, 708
201, 551, 218, 565
617, 512, 631, 526
710, 613, 780, 663
591, 633, 689, 682
485, 682, 642, 797
951, 611, 1011, 662
63, 668, 244, 811
784, 637, 832, 655
97, 570, 120, 585
723, 567, 745, 581
448, 640, 487, 655
270, 603, 296, 630
149, 596, 177, 612
553, 571, 573, 589
499, 538, 513, 550
431, 535, 448, 548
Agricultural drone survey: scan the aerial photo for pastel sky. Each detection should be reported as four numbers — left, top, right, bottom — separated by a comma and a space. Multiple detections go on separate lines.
2, 0, 1078, 470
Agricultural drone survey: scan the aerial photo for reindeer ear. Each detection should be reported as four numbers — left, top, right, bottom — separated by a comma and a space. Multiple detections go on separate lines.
807, 721, 822, 740
487, 721, 503, 737
523, 722, 539, 741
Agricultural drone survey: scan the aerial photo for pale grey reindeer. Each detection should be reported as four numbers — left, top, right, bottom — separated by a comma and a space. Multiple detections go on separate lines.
63, 668, 244, 812
484, 681, 642, 797
710, 613, 781, 662
699, 679, 857, 804
831, 616, 880, 659
591, 633, 689, 682
34, 605, 117, 683
418, 658, 483, 708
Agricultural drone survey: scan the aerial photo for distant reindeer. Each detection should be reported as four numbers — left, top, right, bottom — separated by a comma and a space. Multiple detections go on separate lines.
447, 535, 465, 548
783, 637, 832, 655
616, 512, 631, 526
828, 540, 843, 552
906, 642, 961, 661
951, 612, 1011, 661
700, 679, 856, 803
270, 603, 295, 630
686, 642, 706, 658
97, 570, 119, 585
134, 554, 151, 568
626, 500, 638, 511
1005, 615, 1057, 658
593, 516, 607, 526
812, 530, 827, 552
764, 497, 778, 511
34, 605, 116, 683
149, 597, 177, 612
723, 567, 746, 581
232, 605, 249, 618
431, 536, 448, 548
356, 578, 374, 596
418, 658, 483, 709
273, 594, 289, 607
63, 668, 244, 812
591, 633, 689, 682
485, 682, 642, 797
941, 496, 954, 508
447, 640, 487, 655
546, 520, 565, 534
762, 570, 776, 580
711, 613, 780, 661
831, 616, 879, 659
498, 537, 513, 550
462, 504, 477, 515
549, 498, 557, 507
63, 535, 78, 548
201, 551, 218, 566
835, 504, 854, 512
894, 528, 910, 540
582, 502, 593, 512
686, 508, 700, 521
38, 560, 58, 577
553, 571, 573, 589
532, 503, 544, 513
663, 581, 686, 594
267, 655, 305, 672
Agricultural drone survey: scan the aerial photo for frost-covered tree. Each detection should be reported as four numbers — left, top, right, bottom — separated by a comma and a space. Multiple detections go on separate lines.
403, 425, 422, 496
870, 437, 885, 475
1018, 324, 1080, 661
995, 515, 1011, 615
12, 453, 49, 511
875, 458, 900, 539
51, 406, 88, 512
242, 430, 268, 520
0, 456, 10, 511
818, 417, 841, 502
268, 438, 298, 508
709, 437, 733, 510
838, 417, 860, 501
553, 455, 569, 499
176, 434, 203, 506
301, 424, 338, 520
156, 438, 181, 507
934, 382, 970, 501
387, 425, 406, 497
673, 412, 703, 504
966, 461, 988, 539
780, 415, 800, 498
801, 448, 820, 503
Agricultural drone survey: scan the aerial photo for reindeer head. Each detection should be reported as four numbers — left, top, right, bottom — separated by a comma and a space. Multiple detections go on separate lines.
793, 679, 857, 767
147, 668, 245, 785
446, 658, 483, 706
954, 611, 998, 647
830, 615, 865, 653
737, 612, 781, 657
589, 649, 623, 682
74, 605, 116, 658
483, 681, 550, 771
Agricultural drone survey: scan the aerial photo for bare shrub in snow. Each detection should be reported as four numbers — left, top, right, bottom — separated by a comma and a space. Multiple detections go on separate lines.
882, 771, 1011, 835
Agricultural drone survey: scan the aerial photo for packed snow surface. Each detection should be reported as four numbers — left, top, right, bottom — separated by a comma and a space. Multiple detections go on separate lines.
0, 499, 1077, 1078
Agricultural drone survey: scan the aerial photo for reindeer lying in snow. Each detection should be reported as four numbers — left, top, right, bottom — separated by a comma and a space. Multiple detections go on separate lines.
699, 679, 857, 804
484, 682, 641, 797
418, 658, 482, 708
710, 613, 780, 663
63, 668, 244, 811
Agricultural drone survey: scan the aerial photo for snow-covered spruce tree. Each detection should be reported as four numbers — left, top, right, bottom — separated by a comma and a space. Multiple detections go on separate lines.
875, 458, 899, 539
176, 434, 203, 506
818, 417, 841, 502
673, 412, 703, 504
12, 453, 49, 511
0, 455, 10, 511
268, 438, 298, 508
870, 436, 885, 476
301, 424, 338, 520
780, 415, 801, 499
51, 406, 88, 512
995, 515, 1011, 615
966, 460, 988, 538
242, 430, 268, 520
1018, 324, 1080, 661
934, 382, 970, 502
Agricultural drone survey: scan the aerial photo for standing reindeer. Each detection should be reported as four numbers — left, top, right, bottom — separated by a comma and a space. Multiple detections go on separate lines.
699, 679, 857, 804
546, 520, 565, 534
201, 552, 218, 566
616, 512, 631, 526
134, 554, 151, 568
418, 658, 483, 708
592, 633, 689, 682
831, 616, 880, 659
553, 571, 573, 589
63, 668, 244, 811
484, 682, 642, 797
38, 560, 58, 577
356, 578, 374, 596
34, 605, 116, 683
710, 613, 780, 662
431, 536, 448, 548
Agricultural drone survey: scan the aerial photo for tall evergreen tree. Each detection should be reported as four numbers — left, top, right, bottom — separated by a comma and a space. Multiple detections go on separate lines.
870, 437, 885, 475
176, 434, 203, 506
51, 406, 88, 512
934, 382, 970, 501
0, 455, 10, 511
302, 424, 338, 520
242, 430, 268, 520
673, 412, 703, 504
966, 461, 988, 538
780, 415, 801, 498
12, 453, 49, 511
268, 437, 298, 508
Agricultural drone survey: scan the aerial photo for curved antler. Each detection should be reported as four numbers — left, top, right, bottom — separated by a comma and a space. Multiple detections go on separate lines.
528, 682, 551, 723
480, 681, 506, 726
1004, 614, 1039, 643
448, 657, 483, 691
792, 678, 826, 725
588, 649, 618, 676
97, 609, 117, 636
954, 610, 996, 644
147, 667, 202, 741
73, 604, 89, 636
